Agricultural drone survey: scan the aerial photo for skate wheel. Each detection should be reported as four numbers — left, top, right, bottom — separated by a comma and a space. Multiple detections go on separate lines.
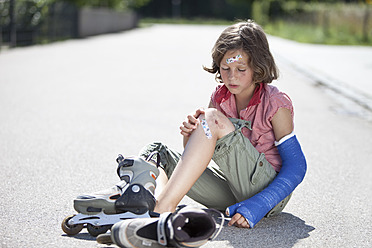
87, 224, 111, 237
96, 233, 113, 245
61, 215, 84, 236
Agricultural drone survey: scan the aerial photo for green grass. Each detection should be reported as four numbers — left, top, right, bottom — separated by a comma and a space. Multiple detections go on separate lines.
264, 21, 372, 46
139, 18, 371, 46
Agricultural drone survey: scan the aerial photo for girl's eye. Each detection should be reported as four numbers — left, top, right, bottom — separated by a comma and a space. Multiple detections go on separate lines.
238, 69, 246, 72
221, 67, 229, 71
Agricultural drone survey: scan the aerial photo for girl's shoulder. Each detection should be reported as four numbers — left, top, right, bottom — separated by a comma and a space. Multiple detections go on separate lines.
263, 84, 292, 103
262, 84, 294, 119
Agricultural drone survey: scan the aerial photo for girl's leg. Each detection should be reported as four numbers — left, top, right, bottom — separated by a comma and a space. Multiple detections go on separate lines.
138, 142, 181, 199
139, 141, 236, 212
154, 109, 235, 213
155, 167, 168, 199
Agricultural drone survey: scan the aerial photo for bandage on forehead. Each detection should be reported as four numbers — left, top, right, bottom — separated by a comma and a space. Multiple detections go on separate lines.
226, 54, 243, 64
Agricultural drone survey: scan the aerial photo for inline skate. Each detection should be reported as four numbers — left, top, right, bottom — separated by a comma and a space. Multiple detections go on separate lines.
96, 205, 225, 248
61, 152, 160, 237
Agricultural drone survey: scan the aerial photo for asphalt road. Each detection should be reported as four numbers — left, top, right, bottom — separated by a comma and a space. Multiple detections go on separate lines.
0, 24, 371, 248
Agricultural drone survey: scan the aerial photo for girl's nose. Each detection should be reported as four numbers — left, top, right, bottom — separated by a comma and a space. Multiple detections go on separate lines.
228, 70, 236, 80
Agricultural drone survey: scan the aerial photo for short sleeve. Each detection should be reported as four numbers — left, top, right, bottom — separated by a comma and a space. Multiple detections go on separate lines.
210, 86, 220, 108
267, 91, 294, 122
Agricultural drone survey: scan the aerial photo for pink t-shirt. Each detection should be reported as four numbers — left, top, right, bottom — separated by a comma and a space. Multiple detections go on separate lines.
211, 83, 293, 172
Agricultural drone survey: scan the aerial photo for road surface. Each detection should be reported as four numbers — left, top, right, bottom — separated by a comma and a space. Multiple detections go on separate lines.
0, 24, 371, 247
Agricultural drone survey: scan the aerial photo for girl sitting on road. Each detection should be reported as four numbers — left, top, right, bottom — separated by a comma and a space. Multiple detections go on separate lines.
140, 19, 307, 228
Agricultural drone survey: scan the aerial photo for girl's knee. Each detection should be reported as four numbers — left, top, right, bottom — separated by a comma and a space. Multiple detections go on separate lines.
199, 108, 235, 138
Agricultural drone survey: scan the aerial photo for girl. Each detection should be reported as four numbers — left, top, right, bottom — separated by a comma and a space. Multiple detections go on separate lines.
73, 20, 306, 236
140, 20, 307, 228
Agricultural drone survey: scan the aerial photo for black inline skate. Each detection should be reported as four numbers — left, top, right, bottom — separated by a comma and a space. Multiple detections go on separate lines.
96, 205, 225, 248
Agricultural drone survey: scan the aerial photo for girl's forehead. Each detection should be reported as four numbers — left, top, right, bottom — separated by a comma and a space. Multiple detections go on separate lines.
224, 49, 242, 56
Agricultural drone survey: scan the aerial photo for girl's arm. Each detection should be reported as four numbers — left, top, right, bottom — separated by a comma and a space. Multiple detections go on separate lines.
271, 107, 294, 141
227, 108, 307, 228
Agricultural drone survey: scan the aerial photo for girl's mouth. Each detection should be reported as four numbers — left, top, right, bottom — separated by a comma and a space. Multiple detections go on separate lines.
229, 84, 239, 89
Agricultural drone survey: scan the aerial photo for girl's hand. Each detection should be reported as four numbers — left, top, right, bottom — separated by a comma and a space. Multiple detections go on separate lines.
180, 108, 205, 137
228, 213, 250, 228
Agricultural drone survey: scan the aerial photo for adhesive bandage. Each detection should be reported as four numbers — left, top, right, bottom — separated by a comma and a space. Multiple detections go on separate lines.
201, 119, 212, 139
226, 54, 242, 64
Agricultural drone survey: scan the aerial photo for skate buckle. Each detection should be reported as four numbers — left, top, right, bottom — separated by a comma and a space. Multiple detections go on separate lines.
142, 240, 152, 246
157, 212, 172, 246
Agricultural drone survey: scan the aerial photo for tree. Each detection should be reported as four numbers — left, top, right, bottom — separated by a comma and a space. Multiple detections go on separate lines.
63, 0, 152, 10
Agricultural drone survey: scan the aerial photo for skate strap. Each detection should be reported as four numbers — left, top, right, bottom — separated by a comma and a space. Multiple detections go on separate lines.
146, 151, 161, 167
205, 209, 225, 241
115, 180, 128, 191
157, 212, 172, 246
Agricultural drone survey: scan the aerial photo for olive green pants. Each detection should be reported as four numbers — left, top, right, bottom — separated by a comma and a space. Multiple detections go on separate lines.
139, 118, 291, 217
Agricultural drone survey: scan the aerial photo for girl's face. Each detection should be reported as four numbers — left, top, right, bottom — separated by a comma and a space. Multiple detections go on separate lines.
220, 49, 255, 97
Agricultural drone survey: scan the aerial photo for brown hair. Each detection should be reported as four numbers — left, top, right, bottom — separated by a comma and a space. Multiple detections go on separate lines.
203, 20, 279, 84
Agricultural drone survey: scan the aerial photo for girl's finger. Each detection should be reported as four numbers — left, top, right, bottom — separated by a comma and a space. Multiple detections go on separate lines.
228, 213, 241, 226
180, 131, 191, 137
187, 114, 197, 124
183, 121, 196, 130
195, 108, 205, 117
180, 125, 193, 134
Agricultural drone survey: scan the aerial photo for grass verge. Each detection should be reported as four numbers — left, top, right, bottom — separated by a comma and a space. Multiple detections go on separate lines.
139, 18, 371, 46
263, 20, 372, 46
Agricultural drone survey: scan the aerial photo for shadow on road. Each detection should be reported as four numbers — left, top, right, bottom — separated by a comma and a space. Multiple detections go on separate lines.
60, 212, 314, 247
61, 233, 112, 248
61, 232, 96, 241
216, 213, 315, 247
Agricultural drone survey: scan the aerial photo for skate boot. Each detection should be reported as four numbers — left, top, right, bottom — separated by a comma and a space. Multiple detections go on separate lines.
96, 206, 224, 248
61, 152, 160, 237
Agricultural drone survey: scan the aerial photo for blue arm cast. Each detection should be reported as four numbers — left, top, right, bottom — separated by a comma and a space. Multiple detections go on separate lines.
226, 135, 307, 228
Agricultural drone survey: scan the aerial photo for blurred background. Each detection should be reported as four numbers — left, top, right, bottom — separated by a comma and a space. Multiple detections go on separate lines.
0, 0, 371, 49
